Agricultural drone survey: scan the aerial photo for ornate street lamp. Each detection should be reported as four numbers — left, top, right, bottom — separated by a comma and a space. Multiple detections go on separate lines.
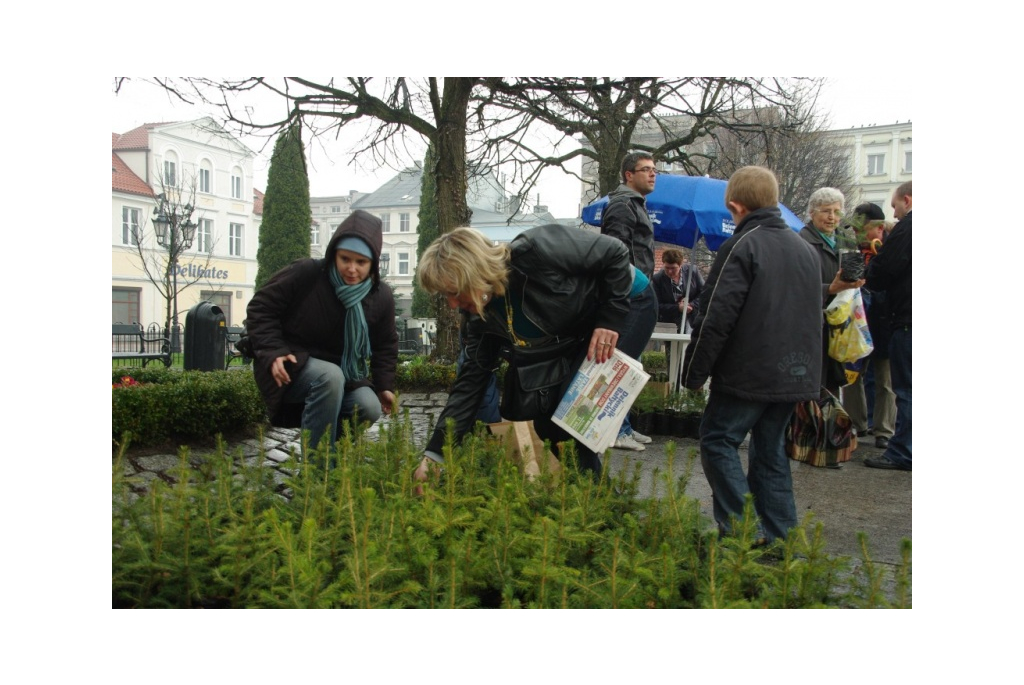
379, 252, 390, 278
152, 193, 196, 353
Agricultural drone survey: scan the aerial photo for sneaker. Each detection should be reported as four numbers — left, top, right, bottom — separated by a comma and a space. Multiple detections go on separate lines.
864, 455, 911, 471
629, 429, 653, 444
614, 434, 646, 451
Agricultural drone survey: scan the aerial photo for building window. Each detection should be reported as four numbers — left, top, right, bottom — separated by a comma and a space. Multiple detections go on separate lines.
311, 223, 320, 246
164, 160, 177, 187
199, 166, 211, 193
122, 207, 141, 245
380, 214, 391, 232
331, 205, 341, 213
231, 171, 242, 199
201, 290, 232, 327
904, 151, 912, 173
400, 213, 410, 232
112, 287, 141, 324
398, 251, 410, 276
229, 223, 243, 257
197, 218, 213, 253
867, 153, 885, 176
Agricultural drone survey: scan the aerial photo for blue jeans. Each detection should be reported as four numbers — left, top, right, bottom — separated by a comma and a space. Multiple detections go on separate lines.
616, 282, 658, 436
457, 346, 501, 424
884, 327, 912, 467
699, 391, 797, 542
282, 357, 382, 448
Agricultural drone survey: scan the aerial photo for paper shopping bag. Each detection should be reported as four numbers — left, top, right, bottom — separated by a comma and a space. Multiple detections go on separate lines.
488, 421, 561, 482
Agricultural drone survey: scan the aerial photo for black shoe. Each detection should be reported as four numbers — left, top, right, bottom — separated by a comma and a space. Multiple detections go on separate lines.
864, 455, 910, 471
874, 436, 889, 449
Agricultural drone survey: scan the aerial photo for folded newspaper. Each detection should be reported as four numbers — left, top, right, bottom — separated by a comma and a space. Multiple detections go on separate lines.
552, 349, 650, 453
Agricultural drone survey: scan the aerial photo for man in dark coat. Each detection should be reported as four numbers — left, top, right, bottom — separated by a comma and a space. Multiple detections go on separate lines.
600, 151, 659, 451
246, 210, 398, 450
864, 181, 912, 471
683, 166, 822, 543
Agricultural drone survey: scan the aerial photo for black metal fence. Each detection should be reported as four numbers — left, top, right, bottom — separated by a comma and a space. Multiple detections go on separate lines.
112, 322, 180, 369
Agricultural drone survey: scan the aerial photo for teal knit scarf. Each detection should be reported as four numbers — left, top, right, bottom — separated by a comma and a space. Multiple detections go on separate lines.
329, 267, 372, 382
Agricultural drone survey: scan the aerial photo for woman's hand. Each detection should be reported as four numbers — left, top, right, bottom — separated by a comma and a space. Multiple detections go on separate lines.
379, 390, 396, 416
271, 354, 297, 387
412, 456, 441, 496
587, 328, 620, 363
827, 270, 865, 295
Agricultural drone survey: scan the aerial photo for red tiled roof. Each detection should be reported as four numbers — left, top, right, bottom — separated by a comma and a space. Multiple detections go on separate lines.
112, 122, 177, 151
112, 152, 154, 198
253, 188, 264, 215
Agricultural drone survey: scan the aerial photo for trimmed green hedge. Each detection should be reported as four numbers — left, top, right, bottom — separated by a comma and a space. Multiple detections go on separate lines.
113, 369, 265, 447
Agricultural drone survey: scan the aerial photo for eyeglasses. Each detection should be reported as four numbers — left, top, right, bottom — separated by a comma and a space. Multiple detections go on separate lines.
630, 166, 658, 175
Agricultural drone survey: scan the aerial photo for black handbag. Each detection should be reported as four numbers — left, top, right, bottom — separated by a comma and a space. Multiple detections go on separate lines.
499, 336, 584, 421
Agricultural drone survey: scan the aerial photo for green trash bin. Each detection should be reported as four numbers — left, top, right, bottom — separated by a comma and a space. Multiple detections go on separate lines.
184, 301, 227, 371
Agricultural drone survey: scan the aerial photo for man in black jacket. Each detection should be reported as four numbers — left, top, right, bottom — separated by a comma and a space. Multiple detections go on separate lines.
864, 181, 912, 471
683, 167, 823, 543
601, 151, 659, 451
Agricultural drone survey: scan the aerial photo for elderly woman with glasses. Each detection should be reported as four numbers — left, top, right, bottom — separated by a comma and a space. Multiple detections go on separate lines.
414, 224, 644, 486
799, 187, 865, 395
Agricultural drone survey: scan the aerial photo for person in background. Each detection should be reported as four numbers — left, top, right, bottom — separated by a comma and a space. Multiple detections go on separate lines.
841, 203, 896, 449
799, 187, 865, 397
683, 166, 822, 544
246, 210, 398, 453
653, 248, 703, 333
864, 181, 912, 471
600, 151, 659, 451
414, 225, 635, 486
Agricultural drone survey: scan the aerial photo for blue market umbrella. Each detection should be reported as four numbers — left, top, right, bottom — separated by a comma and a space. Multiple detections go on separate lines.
581, 173, 804, 251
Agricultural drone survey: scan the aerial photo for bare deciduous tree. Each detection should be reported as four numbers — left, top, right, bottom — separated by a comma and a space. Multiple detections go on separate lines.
700, 84, 855, 217
469, 77, 818, 206
128, 171, 216, 343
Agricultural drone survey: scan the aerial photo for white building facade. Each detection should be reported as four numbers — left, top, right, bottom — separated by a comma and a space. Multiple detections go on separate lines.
112, 119, 262, 329
825, 121, 912, 219
309, 191, 365, 258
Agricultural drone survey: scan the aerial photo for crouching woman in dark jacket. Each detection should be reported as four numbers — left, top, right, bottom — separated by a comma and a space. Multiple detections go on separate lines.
246, 210, 398, 451
414, 225, 634, 486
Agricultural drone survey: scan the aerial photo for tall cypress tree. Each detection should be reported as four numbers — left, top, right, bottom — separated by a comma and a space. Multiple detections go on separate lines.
411, 144, 440, 319
255, 124, 312, 291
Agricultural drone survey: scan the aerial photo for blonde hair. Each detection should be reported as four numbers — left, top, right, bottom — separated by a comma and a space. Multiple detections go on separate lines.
725, 166, 779, 212
417, 227, 510, 320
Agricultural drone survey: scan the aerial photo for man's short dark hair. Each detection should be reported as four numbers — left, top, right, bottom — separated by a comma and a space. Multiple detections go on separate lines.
621, 151, 654, 183
852, 202, 886, 223
895, 180, 912, 198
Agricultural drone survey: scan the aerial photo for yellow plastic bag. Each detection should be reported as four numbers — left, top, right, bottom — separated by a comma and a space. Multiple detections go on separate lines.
825, 289, 873, 363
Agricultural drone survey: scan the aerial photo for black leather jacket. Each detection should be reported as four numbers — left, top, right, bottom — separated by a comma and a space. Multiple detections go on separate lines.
424, 224, 631, 457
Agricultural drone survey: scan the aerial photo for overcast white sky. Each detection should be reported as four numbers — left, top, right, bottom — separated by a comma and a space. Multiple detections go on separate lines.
111, 77, 911, 219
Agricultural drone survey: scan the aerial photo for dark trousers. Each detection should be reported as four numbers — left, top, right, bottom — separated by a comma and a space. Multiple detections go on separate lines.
884, 326, 912, 467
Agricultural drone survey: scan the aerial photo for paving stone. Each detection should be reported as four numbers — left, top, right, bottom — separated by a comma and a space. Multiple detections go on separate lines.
135, 454, 182, 473
124, 470, 162, 487
264, 448, 292, 464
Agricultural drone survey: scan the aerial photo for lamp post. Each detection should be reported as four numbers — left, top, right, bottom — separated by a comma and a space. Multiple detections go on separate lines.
379, 252, 390, 278
151, 193, 197, 353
